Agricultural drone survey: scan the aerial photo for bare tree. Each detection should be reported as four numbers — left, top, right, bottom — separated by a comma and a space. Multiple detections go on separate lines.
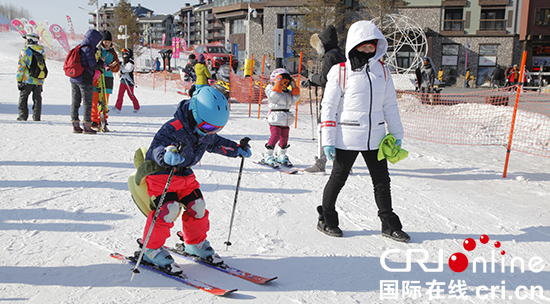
298, 0, 349, 73
0, 3, 32, 20
358, 0, 400, 28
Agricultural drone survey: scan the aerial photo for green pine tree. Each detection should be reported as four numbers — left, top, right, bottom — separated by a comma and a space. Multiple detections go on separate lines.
113, 0, 141, 55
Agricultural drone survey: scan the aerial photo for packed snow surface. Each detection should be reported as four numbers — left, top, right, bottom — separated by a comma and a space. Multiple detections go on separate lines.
1, 31, 549, 303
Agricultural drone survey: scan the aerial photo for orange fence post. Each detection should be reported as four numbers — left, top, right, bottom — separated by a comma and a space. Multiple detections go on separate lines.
258, 55, 265, 119
229, 55, 233, 109
503, 50, 527, 178
248, 54, 254, 117
295, 52, 303, 128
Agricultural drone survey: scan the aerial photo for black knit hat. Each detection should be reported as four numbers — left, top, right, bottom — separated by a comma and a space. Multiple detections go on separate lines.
102, 30, 112, 41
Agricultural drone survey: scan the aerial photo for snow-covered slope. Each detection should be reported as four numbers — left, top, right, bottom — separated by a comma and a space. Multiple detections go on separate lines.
1, 31, 549, 303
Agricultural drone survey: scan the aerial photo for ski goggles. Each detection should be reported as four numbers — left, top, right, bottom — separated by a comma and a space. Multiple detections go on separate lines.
356, 41, 377, 54
197, 121, 224, 134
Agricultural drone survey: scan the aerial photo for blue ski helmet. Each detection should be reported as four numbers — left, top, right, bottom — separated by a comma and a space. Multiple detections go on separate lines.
189, 86, 230, 135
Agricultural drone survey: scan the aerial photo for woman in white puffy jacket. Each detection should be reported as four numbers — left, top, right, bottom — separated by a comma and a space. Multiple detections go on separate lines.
261, 68, 301, 167
317, 20, 410, 242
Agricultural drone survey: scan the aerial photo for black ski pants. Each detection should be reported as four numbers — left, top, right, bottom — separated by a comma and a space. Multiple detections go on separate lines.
18, 84, 42, 121
322, 149, 402, 231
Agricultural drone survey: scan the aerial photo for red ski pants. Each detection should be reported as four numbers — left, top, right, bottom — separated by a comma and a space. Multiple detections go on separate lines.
142, 173, 209, 249
114, 83, 140, 111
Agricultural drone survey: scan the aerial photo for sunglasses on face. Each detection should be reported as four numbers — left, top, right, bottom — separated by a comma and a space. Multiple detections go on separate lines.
197, 121, 224, 134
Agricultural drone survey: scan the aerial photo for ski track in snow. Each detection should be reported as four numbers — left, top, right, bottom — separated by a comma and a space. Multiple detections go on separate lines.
0, 31, 549, 303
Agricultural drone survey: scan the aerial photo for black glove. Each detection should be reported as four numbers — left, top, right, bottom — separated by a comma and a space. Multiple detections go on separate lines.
17, 82, 25, 91
300, 79, 310, 88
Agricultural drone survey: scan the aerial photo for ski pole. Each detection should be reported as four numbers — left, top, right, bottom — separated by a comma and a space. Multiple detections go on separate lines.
224, 137, 251, 250
100, 73, 108, 131
314, 86, 320, 124
131, 143, 186, 280
309, 85, 314, 140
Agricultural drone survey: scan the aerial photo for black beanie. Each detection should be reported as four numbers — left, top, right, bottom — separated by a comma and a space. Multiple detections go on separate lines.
102, 30, 112, 41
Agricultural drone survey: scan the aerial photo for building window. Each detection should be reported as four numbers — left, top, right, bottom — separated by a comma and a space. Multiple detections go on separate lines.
231, 19, 245, 34
478, 45, 498, 86
441, 44, 459, 85
480, 9, 506, 31
444, 9, 464, 31
535, 8, 550, 26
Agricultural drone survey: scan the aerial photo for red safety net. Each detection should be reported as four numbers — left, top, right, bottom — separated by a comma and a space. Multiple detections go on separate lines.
397, 87, 550, 158
226, 72, 312, 115
116, 68, 550, 159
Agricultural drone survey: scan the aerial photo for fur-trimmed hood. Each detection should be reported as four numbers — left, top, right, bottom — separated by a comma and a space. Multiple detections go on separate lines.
310, 25, 339, 55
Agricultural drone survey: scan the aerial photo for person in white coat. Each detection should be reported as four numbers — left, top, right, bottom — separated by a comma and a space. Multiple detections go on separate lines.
260, 68, 301, 167
317, 20, 410, 242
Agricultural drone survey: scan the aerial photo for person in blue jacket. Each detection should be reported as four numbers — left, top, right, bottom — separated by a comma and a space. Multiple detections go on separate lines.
69, 29, 104, 134
154, 57, 161, 72
139, 86, 252, 274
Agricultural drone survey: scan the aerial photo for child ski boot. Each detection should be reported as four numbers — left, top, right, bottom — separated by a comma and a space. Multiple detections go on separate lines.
141, 247, 183, 275
259, 145, 279, 167
276, 145, 293, 167
175, 232, 224, 266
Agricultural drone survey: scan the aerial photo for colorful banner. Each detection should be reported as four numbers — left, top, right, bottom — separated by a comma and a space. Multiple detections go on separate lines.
50, 24, 70, 52
172, 37, 176, 57
29, 20, 37, 27
176, 37, 183, 58
66, 15, 75, 40
35, 21, 54, 50
11, 19, 26, 36
24, 23, 35, 35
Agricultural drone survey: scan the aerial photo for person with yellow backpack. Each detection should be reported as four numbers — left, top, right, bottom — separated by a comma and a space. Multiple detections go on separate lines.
16, 32, 47, 122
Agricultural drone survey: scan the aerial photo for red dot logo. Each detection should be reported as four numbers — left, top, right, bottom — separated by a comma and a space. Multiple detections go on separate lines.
494, 241, 501, 248
463, 238, 476, 251
448, 252, 469, 272
480, 234, 489, 244
501, 250, 506, 255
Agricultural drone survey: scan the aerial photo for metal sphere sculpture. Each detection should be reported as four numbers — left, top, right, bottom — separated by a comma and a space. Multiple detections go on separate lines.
372, 14, 428, 74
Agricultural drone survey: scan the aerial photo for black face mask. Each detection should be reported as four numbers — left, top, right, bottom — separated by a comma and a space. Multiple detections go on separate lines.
349, 49, 374, 71
349, 48, 376, 71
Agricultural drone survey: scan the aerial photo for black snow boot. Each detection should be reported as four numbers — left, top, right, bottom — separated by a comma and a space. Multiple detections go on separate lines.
317, 206, 343, 237
381, 214, 410, 243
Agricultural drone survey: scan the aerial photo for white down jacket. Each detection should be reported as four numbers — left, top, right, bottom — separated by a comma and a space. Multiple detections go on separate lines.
321, 20, 404, 151
265, 83, 301, 127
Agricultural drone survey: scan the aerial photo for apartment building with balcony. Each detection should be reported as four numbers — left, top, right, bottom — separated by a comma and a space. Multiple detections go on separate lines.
88, 3, 154, 33
519, 0, 550, 71
139, 14, 175, 47
394, 0, 523, 86
88, 3, 116, 33
175, 1, 226, 52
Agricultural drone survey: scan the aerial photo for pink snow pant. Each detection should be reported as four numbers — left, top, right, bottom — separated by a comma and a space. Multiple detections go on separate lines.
114, 83, 140, 111
267, 125, 290, 148
142, 173, 209, 249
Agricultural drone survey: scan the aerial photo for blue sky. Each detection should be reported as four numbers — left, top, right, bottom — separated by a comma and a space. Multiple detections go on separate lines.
4, 0, 197, 34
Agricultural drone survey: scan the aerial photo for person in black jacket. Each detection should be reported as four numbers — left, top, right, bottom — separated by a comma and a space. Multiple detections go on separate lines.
303, 25, 346, 174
